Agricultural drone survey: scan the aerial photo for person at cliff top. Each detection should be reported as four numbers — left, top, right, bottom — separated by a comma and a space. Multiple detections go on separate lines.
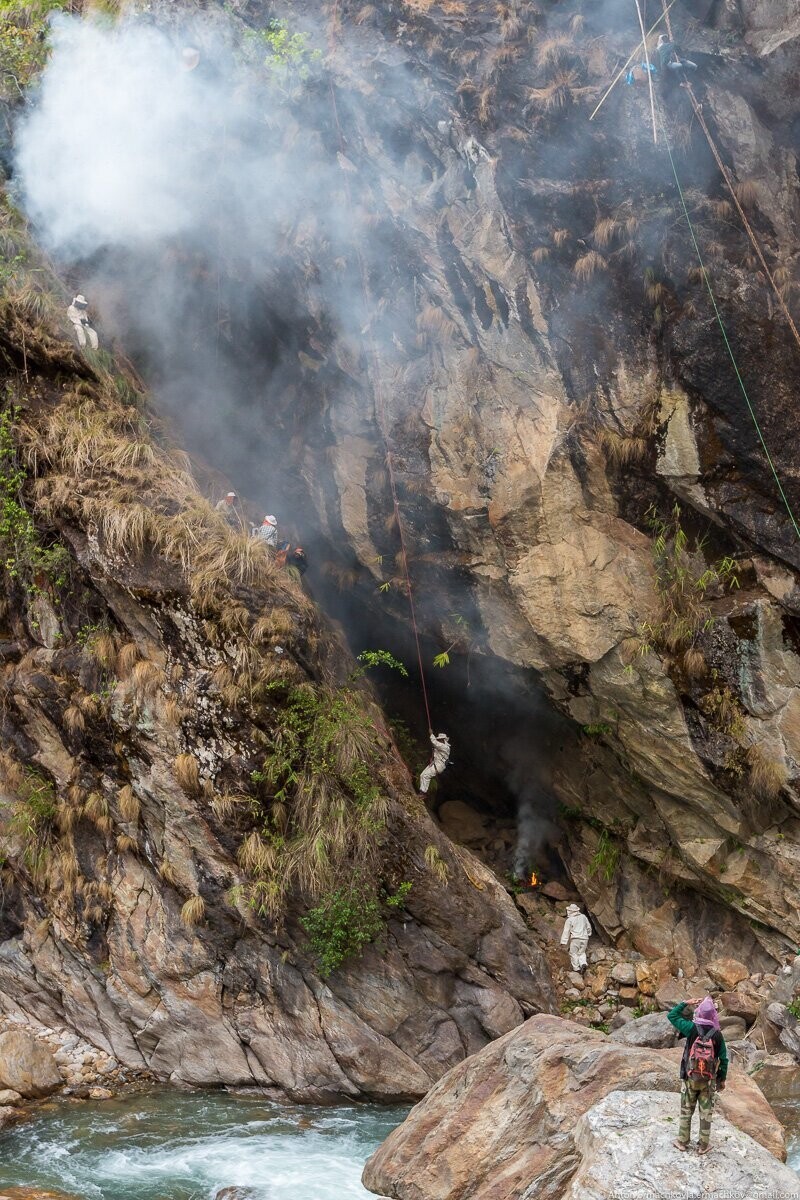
67, 295, 99, 351
419, 731, 450, 794
668, 996, 728, 1155
253, 514, 278, 548
559, 904, 591, 973
656, 33, 697, 72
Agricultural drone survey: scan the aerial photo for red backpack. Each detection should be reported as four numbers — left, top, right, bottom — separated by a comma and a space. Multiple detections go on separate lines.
687, 1029, 718, 1084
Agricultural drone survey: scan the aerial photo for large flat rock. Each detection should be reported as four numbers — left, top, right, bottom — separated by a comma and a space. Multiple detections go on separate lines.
363, 1015, 786, 1200
564, 1090, 798, 1200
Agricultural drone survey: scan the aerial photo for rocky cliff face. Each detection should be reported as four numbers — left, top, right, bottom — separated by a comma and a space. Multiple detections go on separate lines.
210, 0, 800, 963
0, 262, 553, 1096
1, 0, 800, 1099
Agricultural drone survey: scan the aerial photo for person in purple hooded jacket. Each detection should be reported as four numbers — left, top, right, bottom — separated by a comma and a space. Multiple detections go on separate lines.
668, 996, 729, 1154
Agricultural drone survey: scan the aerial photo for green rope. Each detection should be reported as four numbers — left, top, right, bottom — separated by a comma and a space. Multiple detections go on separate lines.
659, 114, 800, 543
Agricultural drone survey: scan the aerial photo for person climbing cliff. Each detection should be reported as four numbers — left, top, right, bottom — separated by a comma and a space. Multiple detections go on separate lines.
560, 904, 592, 972
253, 514, 278, 548
419, 731, 450, 795
288, 546, 308, 576
668, 996, 728, 1155
656, 33, 697, 73
67, 295, 99, 350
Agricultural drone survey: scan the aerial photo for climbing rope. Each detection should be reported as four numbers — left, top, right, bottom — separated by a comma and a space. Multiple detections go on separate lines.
659, 0, 800, 358
658, 112, 800, 542
325, 5, 433, 729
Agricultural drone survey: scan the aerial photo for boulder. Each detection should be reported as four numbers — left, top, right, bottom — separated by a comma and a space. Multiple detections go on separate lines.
540, 882, 576, 902
654, 979, 692, 1010
566, 972, 585, 990
585, 964, 611, 998
617, 987, 639, 1006
362, 1015, 786, 1200
214, 1191, 259, 1200
437, 801, 487, 843
719, 988, 760, 1023
720, 1016, 747, 1042
88, 1087, 114, 1100
0, 1089, 21, 1106
563, 1090, 797, 1200
609, 1012, 677, 1049
0, 1032, 62, 1099
707, 957, 750, 990
610, 1010, 633, 1031
634, 958, 672, 997
610, 963, 637, 988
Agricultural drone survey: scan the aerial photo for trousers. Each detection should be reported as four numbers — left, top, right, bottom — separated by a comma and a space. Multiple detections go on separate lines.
73, 322, 99, 350
568, 937, 588, 971
419, 762, 443, 794
679, 1080, 713, 1147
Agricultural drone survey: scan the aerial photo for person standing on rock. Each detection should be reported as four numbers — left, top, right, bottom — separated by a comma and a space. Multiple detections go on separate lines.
668, 996, 728, 1155
419, 731, 450, 795
560, 904, 592, 972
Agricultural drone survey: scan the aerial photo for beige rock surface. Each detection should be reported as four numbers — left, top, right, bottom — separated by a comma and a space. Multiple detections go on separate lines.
363, 1015, 786, 1200
0, 1032, 62, 1099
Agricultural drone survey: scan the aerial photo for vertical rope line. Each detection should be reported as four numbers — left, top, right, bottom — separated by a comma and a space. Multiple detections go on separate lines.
659, 113, 800, 541
326, 4, 432, 727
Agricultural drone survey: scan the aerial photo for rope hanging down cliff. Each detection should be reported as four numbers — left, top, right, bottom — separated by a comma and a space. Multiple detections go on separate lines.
657, 113, 800, 543
658, 0, 800, 359
325, 10, 433, 732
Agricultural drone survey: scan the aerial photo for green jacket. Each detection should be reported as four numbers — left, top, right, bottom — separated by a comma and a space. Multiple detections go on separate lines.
667, 1002, 728, 1082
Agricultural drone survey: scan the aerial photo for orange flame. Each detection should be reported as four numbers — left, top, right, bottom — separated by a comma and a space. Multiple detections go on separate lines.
529, 871, 540, 888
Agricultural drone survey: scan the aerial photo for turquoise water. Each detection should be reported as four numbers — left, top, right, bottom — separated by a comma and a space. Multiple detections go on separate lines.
0, 1090, 405, 1199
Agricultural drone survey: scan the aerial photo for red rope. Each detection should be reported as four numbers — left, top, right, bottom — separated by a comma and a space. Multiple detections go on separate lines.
326, 5, 433, 730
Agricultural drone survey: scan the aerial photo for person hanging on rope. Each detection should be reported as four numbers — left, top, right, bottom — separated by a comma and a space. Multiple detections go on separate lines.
656, 33, 697, 73
419, 730, 451, 795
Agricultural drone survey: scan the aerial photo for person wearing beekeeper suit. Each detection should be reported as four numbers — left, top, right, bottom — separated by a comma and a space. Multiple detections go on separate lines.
67, 295, 99, 350
560, 903, 592, 972
419, 731, 450, 794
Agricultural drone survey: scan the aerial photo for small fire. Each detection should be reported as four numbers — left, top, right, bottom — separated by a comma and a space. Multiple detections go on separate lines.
529, 871, 540, 888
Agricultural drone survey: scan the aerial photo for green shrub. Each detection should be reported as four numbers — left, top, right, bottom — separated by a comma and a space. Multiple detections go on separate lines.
301, 880, 411, 976
0, 1, 71, 100
0, 407, 70, 596
588, 828, 620, 883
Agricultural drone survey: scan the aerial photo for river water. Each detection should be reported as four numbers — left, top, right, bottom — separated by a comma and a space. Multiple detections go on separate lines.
0, 1090, 406, 1199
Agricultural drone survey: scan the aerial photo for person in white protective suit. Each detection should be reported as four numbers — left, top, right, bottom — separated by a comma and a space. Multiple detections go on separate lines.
560, 903, 592, 972
419, 731, 450, 795
253, 514, 278, 548
67, 295, 99, 350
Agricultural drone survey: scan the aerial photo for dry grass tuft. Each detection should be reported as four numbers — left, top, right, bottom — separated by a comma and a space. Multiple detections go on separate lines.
573, 251, 607, 282
174, 753, 201, 796
158, 857, 180, 887
682, 646, 707, 679
180, 894, 206, 927
746, 744, 788, 800
424, 843, 450, 884
63, 704, 85, 735
535, 34, 572, 66
528, 70, 577, 110
118, 784, 140, 823
592, 217, 618, 249
553, 228, 570, 248
116, 834, 138, 855
531, 246, 550, 264
130, 659, 165, 700
116, 641, 140, 678
733, 179, 759, 210
598, 429, 648, 467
